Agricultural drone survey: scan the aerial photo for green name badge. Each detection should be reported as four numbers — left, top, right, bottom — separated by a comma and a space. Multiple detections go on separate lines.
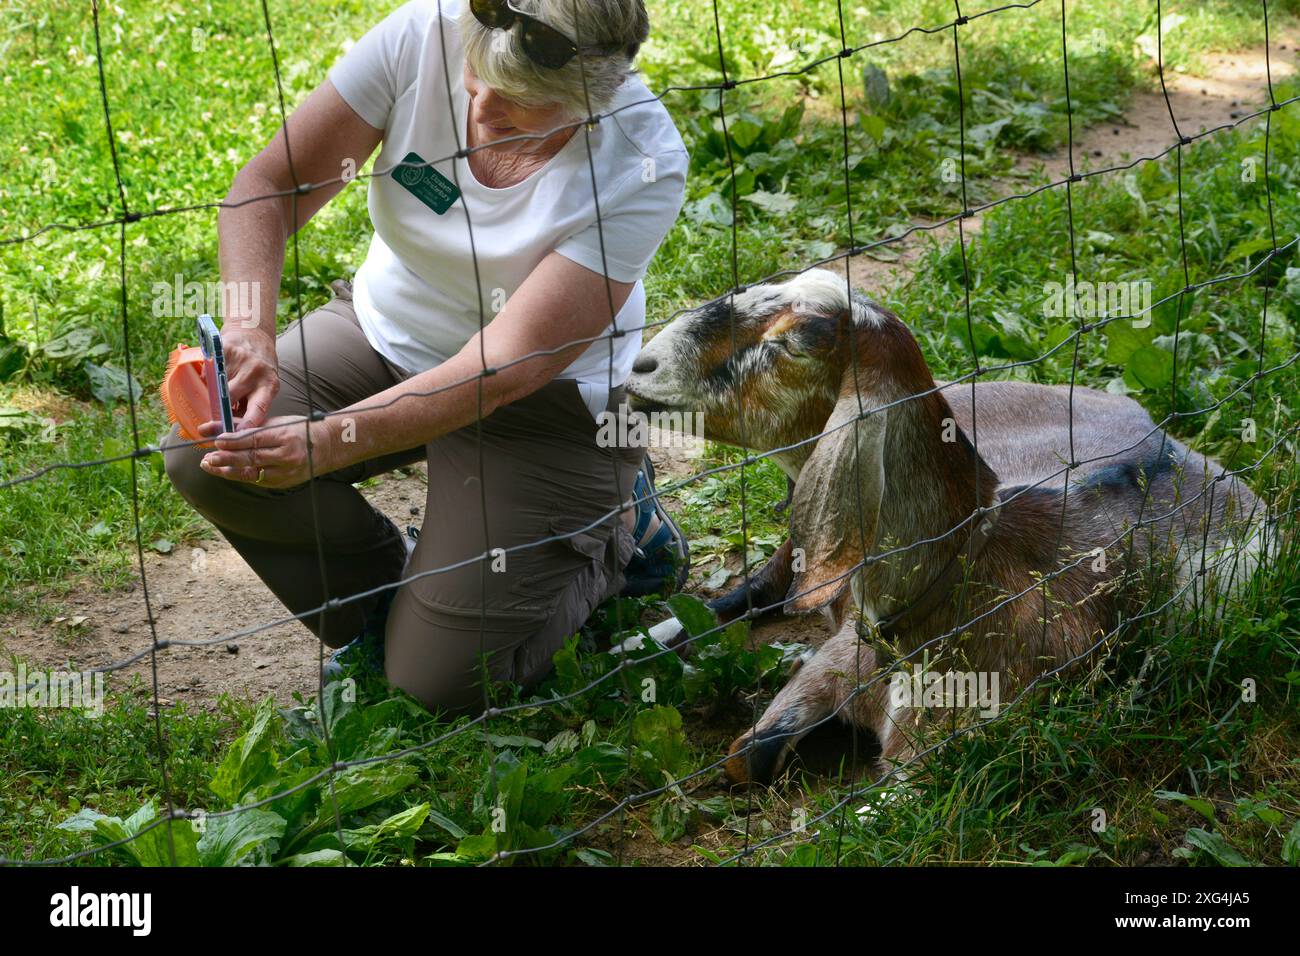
394, 151, 460, 214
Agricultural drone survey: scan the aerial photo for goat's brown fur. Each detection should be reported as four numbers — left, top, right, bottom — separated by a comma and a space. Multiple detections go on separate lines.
627, 269, 1270, 786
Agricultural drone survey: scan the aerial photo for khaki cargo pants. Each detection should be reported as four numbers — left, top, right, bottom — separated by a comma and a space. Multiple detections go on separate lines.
162, 280, 643, 714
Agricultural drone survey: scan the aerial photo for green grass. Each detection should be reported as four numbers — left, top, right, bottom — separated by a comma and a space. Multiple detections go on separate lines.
0, 678, 252, 863
1, 0, 1298, 865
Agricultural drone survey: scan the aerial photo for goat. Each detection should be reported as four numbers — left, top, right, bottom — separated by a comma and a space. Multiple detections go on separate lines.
625, 268, 1272, 786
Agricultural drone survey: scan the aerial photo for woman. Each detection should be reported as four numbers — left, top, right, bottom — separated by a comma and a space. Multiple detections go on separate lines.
162, 0, 690, 714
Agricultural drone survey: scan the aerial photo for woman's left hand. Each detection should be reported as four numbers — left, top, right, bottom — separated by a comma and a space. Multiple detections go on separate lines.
199, 415, 336, 489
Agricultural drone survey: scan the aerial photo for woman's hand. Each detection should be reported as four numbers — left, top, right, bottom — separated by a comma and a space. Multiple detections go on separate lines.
221, 327, 280, 430
198, 415, 338, 489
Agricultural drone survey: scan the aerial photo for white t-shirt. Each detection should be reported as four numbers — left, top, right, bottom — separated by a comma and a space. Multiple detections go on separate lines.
327, 0, 688, 417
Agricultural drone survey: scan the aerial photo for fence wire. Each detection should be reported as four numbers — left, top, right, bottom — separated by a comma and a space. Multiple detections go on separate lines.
0, 0, 1297, 867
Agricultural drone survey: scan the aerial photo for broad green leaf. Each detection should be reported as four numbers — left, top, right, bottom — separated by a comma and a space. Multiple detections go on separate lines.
1225, 235, 1275, 262
1052, 845, 1101, 866
455, 833, 498, 862
1128, 346, 1175, 389
632, 705, 692, 780
493, 755, 530, 838
320, 681, 363, 757
1232, 797, 1283, 827
1150, 290, 1196, 336
122, 802, 201, 867
571, 742, 627, 783
666, 593, 717, 640
0, 339, 26, 381
243, 758, 321, 832
703, 564, 734, 590
728, 117, 763, 151
1184, 827, 1252, 866
341, 804, 429, 852
543, 729, 580, 755
774, 102, 804, 141
782, 844, 823, 867
284, 849, 347, 866
1044, 323, 1075, 352
1103, 319, 1153, 364
317, 762, 420, 824
84, 360, 142, 405
38, 326, 98, 363
1282, 820, 1300, 866
209, 697, 281, 804
741, 189, 797, 216
968, 117, 1011, 144
683, 192, 733, 228
0, 406, 54, 441
424, 808, 468, 842
196, 808, 287, 866
859, 113, 886, 144
1155, 790, 1217, 824
800, 239, 837, 261
649, 797, 690, 843
56, 808, 109, 833
551, 634, 586, 694
66, 801, 202, 867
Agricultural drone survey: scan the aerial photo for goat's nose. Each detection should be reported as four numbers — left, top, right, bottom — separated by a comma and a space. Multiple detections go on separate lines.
632, 354, 659, 375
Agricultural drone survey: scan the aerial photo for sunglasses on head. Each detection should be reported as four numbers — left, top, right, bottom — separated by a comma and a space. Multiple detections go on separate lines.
470, 0, 627, 69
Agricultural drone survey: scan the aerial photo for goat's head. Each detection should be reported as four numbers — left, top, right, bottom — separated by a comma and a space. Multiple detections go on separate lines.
627, 269, 957, 616
625, 269, 887, 455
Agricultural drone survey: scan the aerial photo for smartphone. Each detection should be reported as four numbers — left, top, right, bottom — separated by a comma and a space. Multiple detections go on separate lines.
197, 314, 235, 433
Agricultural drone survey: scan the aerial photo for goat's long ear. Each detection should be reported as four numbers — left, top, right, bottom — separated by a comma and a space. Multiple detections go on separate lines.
785, 379, 887, 614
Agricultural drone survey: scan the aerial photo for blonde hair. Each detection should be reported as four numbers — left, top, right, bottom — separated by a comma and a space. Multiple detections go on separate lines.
458, 0, 649, 119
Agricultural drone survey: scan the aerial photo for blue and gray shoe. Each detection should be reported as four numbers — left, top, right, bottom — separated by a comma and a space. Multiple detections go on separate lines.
620, 456, 690, 598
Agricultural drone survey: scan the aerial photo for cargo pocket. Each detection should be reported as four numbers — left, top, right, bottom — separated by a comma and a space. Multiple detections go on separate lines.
508, 516, 612, 613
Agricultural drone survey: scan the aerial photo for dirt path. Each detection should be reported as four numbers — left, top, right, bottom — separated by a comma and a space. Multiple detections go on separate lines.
0, 469, 432, 711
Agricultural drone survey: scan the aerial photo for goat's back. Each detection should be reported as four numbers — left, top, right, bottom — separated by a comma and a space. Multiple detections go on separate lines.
937, 379, 1164, 489
938, 378, 1266, 609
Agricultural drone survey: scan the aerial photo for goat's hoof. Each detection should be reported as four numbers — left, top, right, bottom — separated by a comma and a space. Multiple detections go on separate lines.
724, 730, 790, 786
724, 736, 754, 784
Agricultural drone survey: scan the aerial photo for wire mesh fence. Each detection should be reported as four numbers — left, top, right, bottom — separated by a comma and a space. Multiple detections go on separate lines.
0, 0, 1296, 866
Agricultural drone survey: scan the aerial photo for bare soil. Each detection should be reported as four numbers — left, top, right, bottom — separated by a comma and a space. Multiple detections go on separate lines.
0, 469, 431, 711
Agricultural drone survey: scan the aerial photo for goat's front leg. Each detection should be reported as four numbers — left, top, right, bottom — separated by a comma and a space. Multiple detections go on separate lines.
707, 537, 795, 623
724, 620, 911, 784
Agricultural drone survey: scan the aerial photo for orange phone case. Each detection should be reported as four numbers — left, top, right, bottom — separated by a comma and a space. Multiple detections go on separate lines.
159, 344, 220, 448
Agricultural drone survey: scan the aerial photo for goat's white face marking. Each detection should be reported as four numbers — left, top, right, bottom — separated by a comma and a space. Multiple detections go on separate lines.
626, 269, 886, 450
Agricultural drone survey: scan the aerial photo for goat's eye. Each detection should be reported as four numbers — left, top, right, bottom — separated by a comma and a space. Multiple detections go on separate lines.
771, 337, 805, 358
